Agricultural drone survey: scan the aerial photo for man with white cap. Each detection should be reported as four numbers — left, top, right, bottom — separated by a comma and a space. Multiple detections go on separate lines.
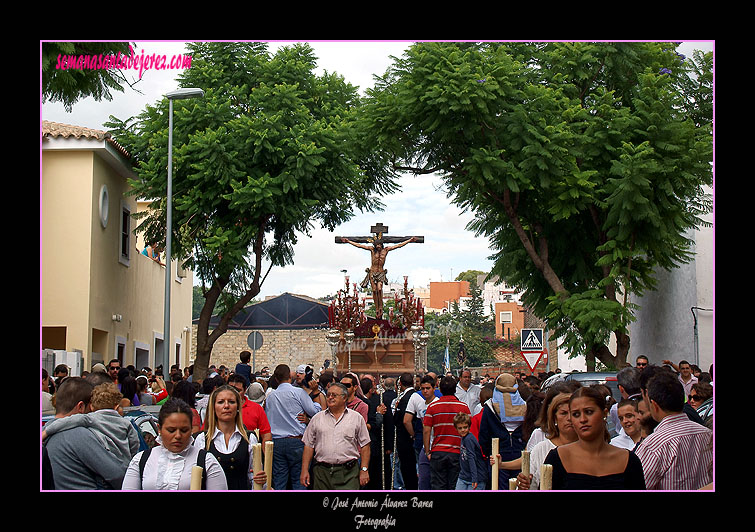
293, 364, 308, 388
245, 382, 273, 446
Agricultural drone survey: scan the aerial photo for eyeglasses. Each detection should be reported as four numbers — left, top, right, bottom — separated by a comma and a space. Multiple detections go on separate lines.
341, 382, 353, 387
109, 366, 121, 371
326, 393, 345, 398
688, 394, 700, 401
636, 362, 647, 367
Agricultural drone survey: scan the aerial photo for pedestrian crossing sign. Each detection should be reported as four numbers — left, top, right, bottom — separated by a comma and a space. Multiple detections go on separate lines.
521, 328, 544, 351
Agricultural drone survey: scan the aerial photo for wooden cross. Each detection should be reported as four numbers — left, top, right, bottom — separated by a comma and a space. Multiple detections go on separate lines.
334, 223, 425, 245
334, 223, 423, 320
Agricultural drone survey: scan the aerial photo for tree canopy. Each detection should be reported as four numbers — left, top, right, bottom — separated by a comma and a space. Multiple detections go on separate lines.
42, 42, 135, 112
361, 42, 713, 369
107, 42, 397, 380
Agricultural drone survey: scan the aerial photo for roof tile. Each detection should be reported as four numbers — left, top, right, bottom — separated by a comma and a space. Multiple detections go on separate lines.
42, 120, 131, 159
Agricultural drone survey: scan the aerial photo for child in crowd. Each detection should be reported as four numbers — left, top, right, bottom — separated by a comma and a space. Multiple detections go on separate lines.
454, 412, 488, 490
42, 382, 141, 470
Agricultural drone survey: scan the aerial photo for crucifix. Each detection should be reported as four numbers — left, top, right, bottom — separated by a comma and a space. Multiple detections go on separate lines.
335, 223, 424, 320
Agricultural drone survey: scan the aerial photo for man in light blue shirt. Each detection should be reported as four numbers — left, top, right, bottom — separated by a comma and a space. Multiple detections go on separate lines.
264, 364, 324, 490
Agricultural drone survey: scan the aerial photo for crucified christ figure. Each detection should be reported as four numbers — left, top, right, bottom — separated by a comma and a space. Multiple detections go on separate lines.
336, 224, 422, 320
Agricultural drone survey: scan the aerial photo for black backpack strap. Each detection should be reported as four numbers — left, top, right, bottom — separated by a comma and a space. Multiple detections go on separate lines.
197, 448, 207, 490
138, 447, 152, 489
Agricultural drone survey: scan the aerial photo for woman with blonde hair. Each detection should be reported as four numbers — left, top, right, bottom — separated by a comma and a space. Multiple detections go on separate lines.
194, 384, 267, 490
509, 392, 578, 489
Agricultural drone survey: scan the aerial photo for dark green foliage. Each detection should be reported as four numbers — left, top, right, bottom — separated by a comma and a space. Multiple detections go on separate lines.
424, 311, 496, 374
362, 42, 713, 368
42, 42, 134, 112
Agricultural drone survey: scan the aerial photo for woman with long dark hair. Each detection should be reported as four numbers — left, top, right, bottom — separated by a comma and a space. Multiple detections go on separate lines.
542, 386, 645, 490
119, 376, 139, 408
505, 392, 578, 490
122, 398, 227, 490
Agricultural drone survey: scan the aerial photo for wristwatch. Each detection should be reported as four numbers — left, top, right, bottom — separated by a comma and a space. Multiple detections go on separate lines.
361, 466, 369, 472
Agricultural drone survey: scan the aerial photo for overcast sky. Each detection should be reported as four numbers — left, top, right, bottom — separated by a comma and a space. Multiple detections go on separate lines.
41, 40, 714, 300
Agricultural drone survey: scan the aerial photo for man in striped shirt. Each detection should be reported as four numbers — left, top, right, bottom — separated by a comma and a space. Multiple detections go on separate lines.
635, 372, 713, 490
423, 376, 471, 490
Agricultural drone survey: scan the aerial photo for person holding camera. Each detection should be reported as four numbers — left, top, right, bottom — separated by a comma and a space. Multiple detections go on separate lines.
293, 365, 309, 388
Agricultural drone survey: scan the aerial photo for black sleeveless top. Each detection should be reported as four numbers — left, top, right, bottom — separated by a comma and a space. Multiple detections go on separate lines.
209, 438, 251, 490
544, 447, 646, 490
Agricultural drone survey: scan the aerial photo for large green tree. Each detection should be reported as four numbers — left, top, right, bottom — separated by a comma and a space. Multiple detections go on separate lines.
107, 42, 397, 381
361, 42, 713, 370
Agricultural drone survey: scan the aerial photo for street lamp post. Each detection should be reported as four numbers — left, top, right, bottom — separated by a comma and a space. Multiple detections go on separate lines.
163, 87, 204, 372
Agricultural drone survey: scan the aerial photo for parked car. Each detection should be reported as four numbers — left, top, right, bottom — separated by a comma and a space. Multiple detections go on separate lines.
540, 371, 621, 437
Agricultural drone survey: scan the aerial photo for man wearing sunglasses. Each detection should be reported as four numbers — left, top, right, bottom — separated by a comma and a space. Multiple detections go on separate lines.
106, 360, 121, 384
339, 373, 369, 424
300, 383, 371, 490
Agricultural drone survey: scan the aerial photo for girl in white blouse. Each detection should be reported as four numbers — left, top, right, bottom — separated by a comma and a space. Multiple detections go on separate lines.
122, 398, 227, 490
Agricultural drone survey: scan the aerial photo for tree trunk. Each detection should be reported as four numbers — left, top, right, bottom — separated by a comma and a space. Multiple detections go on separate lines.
585, 348, 597, 372
591, 330, 629, 371
193, 280, 227, 384
191, 224, 268, 384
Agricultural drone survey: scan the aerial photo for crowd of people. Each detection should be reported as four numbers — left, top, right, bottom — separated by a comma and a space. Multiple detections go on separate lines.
41, 352, 713, 491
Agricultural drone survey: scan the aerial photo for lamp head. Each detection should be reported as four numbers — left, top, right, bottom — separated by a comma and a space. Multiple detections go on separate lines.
165, 88, 204, 100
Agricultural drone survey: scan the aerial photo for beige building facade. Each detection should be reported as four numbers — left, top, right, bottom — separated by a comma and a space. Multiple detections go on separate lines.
41, 121, 194, 375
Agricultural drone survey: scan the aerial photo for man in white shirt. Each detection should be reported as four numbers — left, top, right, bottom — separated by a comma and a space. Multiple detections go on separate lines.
455, 369, 481, 415
406, 374, 439, 490
662, 359, 698, 400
